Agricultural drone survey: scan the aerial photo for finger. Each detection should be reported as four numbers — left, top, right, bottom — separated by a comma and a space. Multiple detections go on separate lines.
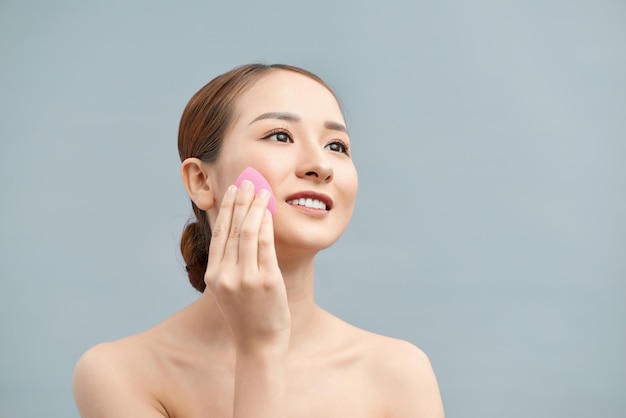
238, 189, 271, 269
257, 209, 279, 272
207, 185, 237, 264
223, 180, 255, 264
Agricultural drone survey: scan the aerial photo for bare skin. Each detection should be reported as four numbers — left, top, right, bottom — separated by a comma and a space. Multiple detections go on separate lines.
73, 70, 445, 418
74, 299, 443, 417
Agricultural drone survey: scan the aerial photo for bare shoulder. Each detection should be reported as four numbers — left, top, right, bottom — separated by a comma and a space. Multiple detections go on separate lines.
337, 320, 445, 418
366, 333, 437, 384
370, 333, 444, 418
73, 335, 167, 418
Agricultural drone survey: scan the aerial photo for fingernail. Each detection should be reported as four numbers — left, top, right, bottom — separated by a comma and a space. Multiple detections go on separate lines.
225, 185, 236, 198
240, 180, 253, 193
258, 189, 269, 199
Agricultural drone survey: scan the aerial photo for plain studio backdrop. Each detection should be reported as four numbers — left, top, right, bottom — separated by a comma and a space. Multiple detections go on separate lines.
1, 1, 624, 417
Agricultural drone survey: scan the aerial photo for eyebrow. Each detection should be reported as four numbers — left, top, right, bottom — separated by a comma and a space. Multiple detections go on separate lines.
324, 121, 348, 134
249, 112, 348, 133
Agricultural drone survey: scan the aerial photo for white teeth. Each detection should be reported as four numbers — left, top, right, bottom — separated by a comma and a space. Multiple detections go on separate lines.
287, 198, 327, 210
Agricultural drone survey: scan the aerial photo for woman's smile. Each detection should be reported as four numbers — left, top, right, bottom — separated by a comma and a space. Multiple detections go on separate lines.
285, 191, 332, 218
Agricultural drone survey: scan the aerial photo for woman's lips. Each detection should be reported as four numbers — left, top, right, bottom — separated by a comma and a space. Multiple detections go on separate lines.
284, 192, 333, 211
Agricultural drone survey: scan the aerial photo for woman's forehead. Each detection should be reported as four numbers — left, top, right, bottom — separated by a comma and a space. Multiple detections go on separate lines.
234, 70, 343, 123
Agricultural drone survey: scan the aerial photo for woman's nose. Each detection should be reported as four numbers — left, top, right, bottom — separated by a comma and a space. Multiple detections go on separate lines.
296, 149, 334, 183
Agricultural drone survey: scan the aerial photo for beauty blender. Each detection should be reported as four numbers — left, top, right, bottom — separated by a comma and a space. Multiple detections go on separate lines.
234, 167, 276, 216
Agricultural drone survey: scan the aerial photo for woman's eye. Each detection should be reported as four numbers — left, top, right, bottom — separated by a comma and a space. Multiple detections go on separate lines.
325, 141, 349, 155
263, 131, 292, 143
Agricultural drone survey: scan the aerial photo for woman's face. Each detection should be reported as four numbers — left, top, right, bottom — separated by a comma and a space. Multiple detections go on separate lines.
206, 69, 358, 254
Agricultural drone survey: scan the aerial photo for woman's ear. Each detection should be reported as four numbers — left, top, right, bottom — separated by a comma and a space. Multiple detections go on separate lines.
180, 158, 215, 210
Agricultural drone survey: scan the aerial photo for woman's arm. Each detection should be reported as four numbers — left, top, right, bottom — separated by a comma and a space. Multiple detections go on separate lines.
204, 183, 291, 418
232, 345, 288, 417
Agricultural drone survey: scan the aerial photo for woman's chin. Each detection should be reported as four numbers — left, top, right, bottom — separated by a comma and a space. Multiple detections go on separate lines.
274, 236, 337, 259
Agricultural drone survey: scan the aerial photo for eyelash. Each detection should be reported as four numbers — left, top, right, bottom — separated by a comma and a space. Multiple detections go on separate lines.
325, 140, 350, 156
262, 128, 294, 143
261, 128, 351, 156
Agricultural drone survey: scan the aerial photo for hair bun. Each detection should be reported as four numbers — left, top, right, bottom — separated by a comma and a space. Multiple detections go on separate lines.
180, 218, 210, 292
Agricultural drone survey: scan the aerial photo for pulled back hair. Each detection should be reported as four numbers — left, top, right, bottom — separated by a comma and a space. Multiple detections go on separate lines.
178, 63, 333, 292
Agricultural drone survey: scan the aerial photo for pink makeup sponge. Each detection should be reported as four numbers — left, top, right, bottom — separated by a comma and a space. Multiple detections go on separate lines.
234, 167, 276, 216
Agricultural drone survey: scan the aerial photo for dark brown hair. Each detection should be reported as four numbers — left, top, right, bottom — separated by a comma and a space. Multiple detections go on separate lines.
178, 63, 335, 292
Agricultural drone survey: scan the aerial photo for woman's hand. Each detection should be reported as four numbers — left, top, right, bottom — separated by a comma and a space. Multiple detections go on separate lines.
205, 180, 290, 417
204, 180, 291, 353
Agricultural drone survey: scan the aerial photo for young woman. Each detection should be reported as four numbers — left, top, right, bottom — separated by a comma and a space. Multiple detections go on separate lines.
73, 64, 445, 418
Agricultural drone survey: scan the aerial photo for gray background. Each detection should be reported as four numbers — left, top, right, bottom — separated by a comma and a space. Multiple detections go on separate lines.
1, 0, 624, 417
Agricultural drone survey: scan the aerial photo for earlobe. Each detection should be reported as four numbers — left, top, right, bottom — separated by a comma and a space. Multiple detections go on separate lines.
180, 158, 215, 210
